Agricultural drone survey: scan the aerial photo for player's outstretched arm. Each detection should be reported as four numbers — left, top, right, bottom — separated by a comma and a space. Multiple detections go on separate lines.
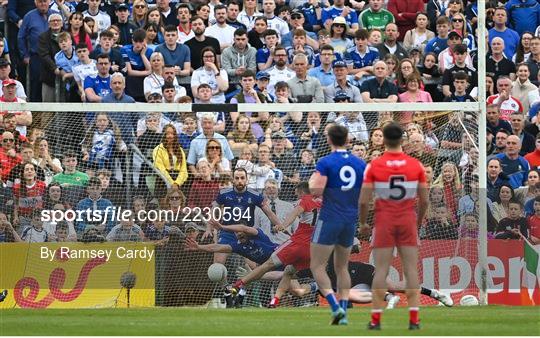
184, 237, 233, 254
208, 219, 259, 236
273, 205, 304, 233
308, 171, 327, 197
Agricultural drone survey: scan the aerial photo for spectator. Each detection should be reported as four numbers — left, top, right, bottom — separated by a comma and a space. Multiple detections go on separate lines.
377, 23, 408, 61
525, 134, 540, 168
267, 46, 295, 96
432, 161, 462, 223
122, 28, 153, 100
407, 132, 437, 169
68, 12, 93, 52
38, 13, 63, 103
285, 29, 315, 66
442, 44, 477, 98
281, 10, 318, 50
255, 71, 274, 103
0, 216, 22, 242
191, 47, 228, 104
162, 64, 187, 101
17, 0, 57, 102
83, 54, 112, 103
144, 8, 166, 43
346, 29, 379, 81
73, 44, 97, 102
491, 129, 510, 157
114, 3, 137, 46
526, 37, 540, 85
187, 113, 234, 174
226, 1, 246, 30
54, 32, 80, 102
308, 44, 335, 87
143, 51, 166, 98
328, 17, 353, 56
185, 16, 221, 71
514, 32, 533, 64
82, 0, 111, 34
496, 135, 530, 189
487, 37, 516, 83
495, 199, 528, 239
156, 0, 178, 27
187, 159, 221, 208
333, 108, 369, 143
227, 114, 258, 158
486, 104, 511, 138
176, 3, 194, 44
0, 81, 32, 135
387, 0, 424, 41
198, 138, 232, 179
221, 28, 257, 84
261, 0, 289, 39
6, 142, 45, 186
13, 162, 46, 230
152, 124, 188, 195
287, 53, 324, 103
271, 131, 299, 201
524, 182, 540, 216
359, 0, 393, 33
360, 60, 399, 103
143, 215, 171, 243
403, 13, 435, 53
488, 7, 520, 59
238, 0, 262, 31
424, 15, 450, 57
178, 114, 199, 151
438, 32, 473, 74
505, 0, 540, 37
422, 203, 458, 240
205, 5, 236, 52
247, 16, 268, 51
487, 158, 509, 202
21, 210, 50, 242
131, 0, 148, 28
398, 74, 433, 124
144, 22, 161, 51
509, 111, 535, 156
242, 143, 276, 190
512, 63, 537, 111
52, 150, 89, 188
0, 131, 22, 182
515, 169, 540, 205
253, 178, 296, 245
90, 30, 126, 72
0, 60, 25, 99
106, 214, 144, 242
450, 12, 475, 51
443, 71, 476, 102
487, 76, 523, 121
75, 176, 114, 234
459, 213, 479, 239
34, 137, 63, 185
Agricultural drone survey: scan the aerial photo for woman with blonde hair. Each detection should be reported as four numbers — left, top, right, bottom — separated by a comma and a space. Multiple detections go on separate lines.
131, 0, 148, 28
403, 13, 435, 53
143, 52, 166, 98
198, 138, 231, 179
238, 0, 262, 31
432, 161, 462, 224
153, 124, 188, 197
450, 12, 474, 50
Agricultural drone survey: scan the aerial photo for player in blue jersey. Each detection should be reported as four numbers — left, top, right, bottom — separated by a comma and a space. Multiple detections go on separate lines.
185, 220, 278, 266
309, 124, 366, 325
206, 167, 281, 265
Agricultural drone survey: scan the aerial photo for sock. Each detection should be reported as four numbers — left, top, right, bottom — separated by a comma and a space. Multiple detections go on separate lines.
339, 299, 348, 313
309, 281, 318, 293
371, 309, 382, 325
420, 287, 432, 297
325, 293, 340, 312
270, 297, 280, 306
409, 307, 419, 324
233, 280, 245, 290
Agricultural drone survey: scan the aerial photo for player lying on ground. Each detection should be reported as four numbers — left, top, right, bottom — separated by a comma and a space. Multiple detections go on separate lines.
262, 261, 453, 308
230, 182, 321, 302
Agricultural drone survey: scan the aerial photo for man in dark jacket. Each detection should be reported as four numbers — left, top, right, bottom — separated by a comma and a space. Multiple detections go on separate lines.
38, 13, 63, 102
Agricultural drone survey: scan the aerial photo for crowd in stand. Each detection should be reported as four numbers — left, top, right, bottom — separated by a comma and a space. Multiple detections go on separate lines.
0, 0, 538, 246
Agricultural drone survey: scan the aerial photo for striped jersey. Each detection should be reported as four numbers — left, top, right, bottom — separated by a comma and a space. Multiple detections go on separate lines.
363, 151, 426, 214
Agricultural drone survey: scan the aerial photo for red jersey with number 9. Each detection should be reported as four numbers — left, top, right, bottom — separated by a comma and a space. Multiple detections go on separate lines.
363, 151, 426, 216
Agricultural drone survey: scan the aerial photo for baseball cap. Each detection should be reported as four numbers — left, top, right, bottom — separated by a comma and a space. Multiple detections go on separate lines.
333, 60, 347, 68
147, 92, 163, 100
334, 90, 350, 102
256, 71, 270, 80
0, 59, 10, 67
448, 30, 462, 39
116, 3, 129, 10
2, 79, 16, 87
272, 131, 287, 139
290, 10, 304, 19
332, 16, 347, 25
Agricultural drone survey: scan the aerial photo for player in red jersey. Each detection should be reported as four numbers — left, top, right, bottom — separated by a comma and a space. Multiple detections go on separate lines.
359, 122, 429, 331
231, 182, 321, 305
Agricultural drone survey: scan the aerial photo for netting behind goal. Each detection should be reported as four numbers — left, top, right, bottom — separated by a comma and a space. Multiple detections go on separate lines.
0, 104, 482, 309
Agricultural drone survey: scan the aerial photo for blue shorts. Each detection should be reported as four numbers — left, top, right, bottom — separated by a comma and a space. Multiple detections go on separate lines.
311, 218, 356, 247
218, 230, 237, 246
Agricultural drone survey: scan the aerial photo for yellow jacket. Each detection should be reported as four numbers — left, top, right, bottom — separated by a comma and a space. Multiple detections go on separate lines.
152, 143, 188, 186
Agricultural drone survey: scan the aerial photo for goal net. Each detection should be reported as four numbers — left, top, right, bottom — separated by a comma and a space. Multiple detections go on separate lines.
0, 102, 483, 309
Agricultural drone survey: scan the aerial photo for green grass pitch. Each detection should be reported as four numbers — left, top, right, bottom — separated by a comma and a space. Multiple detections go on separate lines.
1, 306, 539, 335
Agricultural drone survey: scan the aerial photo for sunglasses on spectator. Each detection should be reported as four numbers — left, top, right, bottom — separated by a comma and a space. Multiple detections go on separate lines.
169, 196, 181, 200
208, 146, 221, 150
452, 18, 464, 22
334, 24, 346, 28
291, 14, 302, 19
134, 5, 146, 9
2, 139, 14, 143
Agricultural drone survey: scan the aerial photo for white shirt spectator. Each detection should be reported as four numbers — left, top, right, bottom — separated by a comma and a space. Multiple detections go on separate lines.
21, 226, 50, 243
0, 80, 26, 100
143, 73, 186, 100
334, 113, 369, 142
266, 16, 289, 39
236, 160, 276, 190
177, 28, 195, 44
267, 65, 295, 96
83, 10, 111, 34
191, 67, 228, 103
254, 197, 296, 245
205, 24, 236, 48
73, 60, 98, 85
438, 48, 473, 73
238, 11, 262, 31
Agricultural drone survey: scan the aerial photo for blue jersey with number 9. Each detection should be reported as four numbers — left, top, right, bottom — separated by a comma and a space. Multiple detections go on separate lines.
315, 150, 366, 222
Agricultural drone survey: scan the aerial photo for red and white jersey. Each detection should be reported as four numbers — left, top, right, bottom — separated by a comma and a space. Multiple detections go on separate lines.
363, 151, 426, 214
486, 94, 523, 121
291, 194, 322, 242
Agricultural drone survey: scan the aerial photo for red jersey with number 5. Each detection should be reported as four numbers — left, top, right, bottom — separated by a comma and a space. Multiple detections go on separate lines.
363, 151, 426, 216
